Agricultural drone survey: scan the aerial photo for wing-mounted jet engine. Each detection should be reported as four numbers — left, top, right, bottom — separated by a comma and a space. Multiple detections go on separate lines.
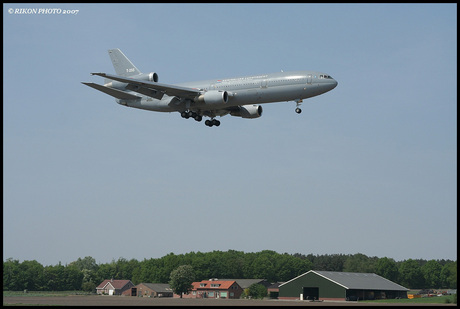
230, 105, 263, 119
195, 91, 229, 105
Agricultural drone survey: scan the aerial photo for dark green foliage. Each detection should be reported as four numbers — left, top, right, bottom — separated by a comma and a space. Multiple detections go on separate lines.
343, 253, 378, 273
440, 262, 457, 288
421, 260, 442, 288
81, 281, 96, 292
398, 259, 425, 289
3, 252, 457, 292
375, 257, 399, 283
247, 283, 268, 299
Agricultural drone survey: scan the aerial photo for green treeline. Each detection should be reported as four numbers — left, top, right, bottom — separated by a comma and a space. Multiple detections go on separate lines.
3, 250, 457, 292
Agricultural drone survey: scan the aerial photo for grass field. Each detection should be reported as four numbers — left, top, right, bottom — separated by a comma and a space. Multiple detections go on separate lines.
363, 294, 456, 304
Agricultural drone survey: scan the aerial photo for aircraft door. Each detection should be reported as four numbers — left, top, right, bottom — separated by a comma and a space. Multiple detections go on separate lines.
307, 74, 312, 84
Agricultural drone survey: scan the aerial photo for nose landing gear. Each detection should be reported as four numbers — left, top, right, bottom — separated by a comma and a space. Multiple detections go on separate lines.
295, 99, 303, 114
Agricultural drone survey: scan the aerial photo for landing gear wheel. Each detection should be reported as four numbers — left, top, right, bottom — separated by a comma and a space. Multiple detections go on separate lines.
205, 119, 220, 127
295, 99, 303, 114
182, 110, 203, 122
181, 111, 193, 119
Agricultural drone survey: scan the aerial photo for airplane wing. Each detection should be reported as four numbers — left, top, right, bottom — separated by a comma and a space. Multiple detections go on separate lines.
91, 72, 201, 99
82, 82, 141, 100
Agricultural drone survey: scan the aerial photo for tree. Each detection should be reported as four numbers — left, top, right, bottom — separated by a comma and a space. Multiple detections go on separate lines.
95, 260, 117, 283
69, 256, 98, 290
398, 259, 424, 289
376, 257, 399, 282
3, 258, 22, 291
169, 265, 195, 298
20, 260, 45, 291
249, 252, 275, 281
274, 253, 312, 281
343, 253, 377, 273
440, 262, 457, 289
114, 258, 139, 281
247, 283, 267, 299
81, 281, 96, 292
64, 265, 84, 290
421, 260, 442, 288
306, 254, 347, 272
69, 256, 98, 272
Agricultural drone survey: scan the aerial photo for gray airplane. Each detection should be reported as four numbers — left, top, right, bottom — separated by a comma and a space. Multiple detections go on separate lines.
83, 49, 338, 127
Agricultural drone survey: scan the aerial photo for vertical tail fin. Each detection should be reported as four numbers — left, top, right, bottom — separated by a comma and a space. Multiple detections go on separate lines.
108, 48, 142, 77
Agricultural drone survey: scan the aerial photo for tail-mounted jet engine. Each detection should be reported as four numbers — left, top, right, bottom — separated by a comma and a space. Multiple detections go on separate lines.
136, 72, 159, 82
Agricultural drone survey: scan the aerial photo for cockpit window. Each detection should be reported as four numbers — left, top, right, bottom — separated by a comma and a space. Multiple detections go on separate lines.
320, 74, 333, 79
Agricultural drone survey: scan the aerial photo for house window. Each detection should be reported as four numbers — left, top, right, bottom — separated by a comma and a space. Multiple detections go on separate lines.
211, 284, 221, 288
200, 283, 207, 287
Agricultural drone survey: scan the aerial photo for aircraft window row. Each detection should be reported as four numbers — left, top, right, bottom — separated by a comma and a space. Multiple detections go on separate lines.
214, 78, 307, 89
320, 74, 333, 79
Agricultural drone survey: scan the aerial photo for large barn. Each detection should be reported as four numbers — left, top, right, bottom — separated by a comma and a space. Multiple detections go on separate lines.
279, 270, 408, 301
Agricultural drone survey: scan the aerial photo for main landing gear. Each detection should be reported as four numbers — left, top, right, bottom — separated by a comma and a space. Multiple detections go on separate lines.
295, 99, 303, 114
181, 110, 220, 127
205, 119, 221, 127
181, 110, 202, 122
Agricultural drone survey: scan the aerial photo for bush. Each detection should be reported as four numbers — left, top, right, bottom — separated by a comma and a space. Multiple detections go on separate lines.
81, 281, 96, 293
444, 293, 457, 304
240, 288, 250, 299
247, 284, 267, 300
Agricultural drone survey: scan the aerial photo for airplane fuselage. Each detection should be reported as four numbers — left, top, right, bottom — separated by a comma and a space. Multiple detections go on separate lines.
116, 70, 337, 113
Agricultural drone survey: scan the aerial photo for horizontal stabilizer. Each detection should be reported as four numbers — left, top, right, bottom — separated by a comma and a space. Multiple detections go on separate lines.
91, 72, 201, 99
82, 82, 140, 100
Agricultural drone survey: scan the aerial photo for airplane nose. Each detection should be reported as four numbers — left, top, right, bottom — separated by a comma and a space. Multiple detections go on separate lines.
332, 79, 338, 89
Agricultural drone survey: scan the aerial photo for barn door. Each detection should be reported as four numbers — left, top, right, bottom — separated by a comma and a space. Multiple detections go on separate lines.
303, 287, 319, 300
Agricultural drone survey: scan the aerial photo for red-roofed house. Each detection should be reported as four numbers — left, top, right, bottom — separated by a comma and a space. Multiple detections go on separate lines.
174, 279, 243, 299
96, 279, 135, 295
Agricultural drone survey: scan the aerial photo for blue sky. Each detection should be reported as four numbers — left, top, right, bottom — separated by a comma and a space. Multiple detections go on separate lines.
3, 3, 457, 266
